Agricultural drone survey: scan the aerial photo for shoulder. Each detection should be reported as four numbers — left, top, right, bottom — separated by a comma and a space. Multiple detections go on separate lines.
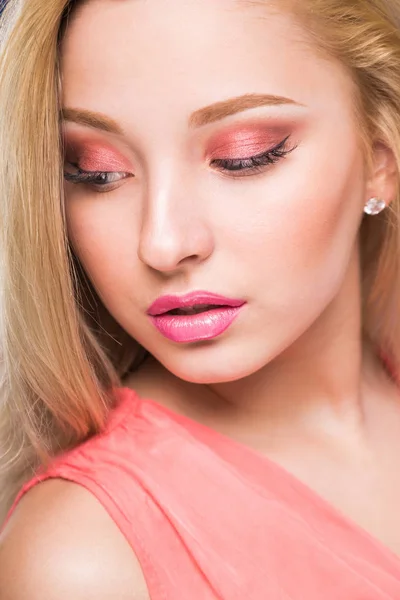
0, 479, 149, 600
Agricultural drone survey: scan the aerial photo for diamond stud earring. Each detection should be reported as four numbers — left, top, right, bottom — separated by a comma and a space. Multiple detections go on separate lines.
364, 197, 387, 216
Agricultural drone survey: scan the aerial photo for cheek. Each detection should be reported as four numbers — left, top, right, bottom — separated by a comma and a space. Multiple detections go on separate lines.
217, 142, 365, 297
65, 197, 141, 304
284, 150, 365, 275
284, 124, 367, 271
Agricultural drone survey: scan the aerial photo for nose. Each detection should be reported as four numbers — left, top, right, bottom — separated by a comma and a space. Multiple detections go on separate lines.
137, 173, 214, 273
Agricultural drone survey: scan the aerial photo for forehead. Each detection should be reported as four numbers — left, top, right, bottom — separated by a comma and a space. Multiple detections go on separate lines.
60, 0, 354, 130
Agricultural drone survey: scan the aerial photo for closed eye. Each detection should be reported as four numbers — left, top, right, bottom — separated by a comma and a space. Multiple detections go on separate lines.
210, 135, 296, 177
64, 165, 132, 191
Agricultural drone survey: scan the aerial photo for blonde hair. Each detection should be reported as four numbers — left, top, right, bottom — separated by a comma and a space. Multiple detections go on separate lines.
0, 0, 399, 522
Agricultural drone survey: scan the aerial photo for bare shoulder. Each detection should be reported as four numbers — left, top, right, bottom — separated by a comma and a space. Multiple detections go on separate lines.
0, 479, 150, 600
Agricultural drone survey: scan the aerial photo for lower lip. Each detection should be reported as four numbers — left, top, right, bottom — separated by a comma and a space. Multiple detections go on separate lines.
149, 305, 245, 343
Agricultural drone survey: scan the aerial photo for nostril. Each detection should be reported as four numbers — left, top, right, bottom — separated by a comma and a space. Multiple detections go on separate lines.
177, 254, 202, 266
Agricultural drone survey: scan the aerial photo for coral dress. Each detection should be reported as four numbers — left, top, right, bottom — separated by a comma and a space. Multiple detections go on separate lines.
4, 386, 400, 598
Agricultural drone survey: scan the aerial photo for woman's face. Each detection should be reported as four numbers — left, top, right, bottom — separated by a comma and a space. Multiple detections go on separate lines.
62, 0, 371, 383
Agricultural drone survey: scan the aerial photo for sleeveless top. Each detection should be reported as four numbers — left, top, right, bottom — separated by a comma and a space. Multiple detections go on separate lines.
4, 385, 400, 599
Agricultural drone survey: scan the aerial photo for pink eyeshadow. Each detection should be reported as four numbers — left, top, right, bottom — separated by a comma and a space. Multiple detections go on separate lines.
65, 139, 132, 172
208, 126, 289, 160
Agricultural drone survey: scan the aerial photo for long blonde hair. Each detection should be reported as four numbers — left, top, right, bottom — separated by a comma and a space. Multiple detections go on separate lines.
0, 0, 399, 522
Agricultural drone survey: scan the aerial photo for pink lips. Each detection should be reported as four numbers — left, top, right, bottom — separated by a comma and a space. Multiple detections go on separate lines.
147, 291, 246, 343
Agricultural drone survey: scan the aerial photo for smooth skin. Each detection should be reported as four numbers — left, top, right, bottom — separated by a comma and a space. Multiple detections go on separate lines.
1, 0, 399, 597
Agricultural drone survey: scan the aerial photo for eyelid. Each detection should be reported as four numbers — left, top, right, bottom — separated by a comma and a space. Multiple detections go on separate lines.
210, 133, 289, 157
63, 136, 134, 173
214, 135, 291, 160
206, 120, 294, 154
209, 135, 296, 177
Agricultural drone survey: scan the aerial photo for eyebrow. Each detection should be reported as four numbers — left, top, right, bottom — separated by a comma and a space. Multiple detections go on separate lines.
62, 93, 301, 134
188, 93, 302, 128
61, 108, 123, 134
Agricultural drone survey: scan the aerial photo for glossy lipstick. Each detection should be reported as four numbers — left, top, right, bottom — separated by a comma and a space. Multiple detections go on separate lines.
147, 291, 245, 343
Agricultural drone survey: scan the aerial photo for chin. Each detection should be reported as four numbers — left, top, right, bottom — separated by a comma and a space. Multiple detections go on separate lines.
155, 342, 271, 385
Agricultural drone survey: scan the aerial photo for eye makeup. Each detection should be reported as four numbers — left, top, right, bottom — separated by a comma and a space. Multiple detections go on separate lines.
64, 139, 133, 173
206, 123, 293, 161
63, 118, 298, 191
203, 122, 297, 177
63, 132, 135, 192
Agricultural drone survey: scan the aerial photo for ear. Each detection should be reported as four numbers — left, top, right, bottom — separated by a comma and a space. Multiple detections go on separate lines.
365, 141, 398, 207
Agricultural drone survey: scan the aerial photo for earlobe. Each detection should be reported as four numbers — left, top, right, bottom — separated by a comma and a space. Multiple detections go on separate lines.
365, 141, 399, 209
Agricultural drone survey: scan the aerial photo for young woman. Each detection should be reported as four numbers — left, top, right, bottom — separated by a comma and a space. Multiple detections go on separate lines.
0, 0, 400, 597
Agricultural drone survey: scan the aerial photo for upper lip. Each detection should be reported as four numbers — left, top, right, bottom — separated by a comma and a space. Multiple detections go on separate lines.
147, 291, 245, 316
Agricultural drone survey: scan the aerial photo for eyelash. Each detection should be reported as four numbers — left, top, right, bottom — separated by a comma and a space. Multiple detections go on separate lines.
64, 168, 130, 190
210, 135, 295, 177
63, 135, 295, 191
